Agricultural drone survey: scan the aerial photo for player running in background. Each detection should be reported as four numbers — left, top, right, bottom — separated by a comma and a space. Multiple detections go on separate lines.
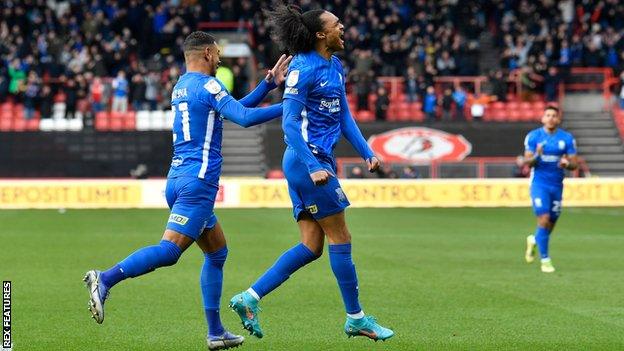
522, 106, 578, 273
229, 5, 394, 342
83, 31, 291, 350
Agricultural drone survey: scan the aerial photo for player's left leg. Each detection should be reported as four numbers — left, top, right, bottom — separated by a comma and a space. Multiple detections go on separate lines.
196, 220, 244, 350
317, 211, 394, 341
539, 186, 563, 273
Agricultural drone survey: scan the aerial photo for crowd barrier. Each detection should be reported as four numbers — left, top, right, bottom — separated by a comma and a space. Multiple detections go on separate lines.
0, 178, 623, 209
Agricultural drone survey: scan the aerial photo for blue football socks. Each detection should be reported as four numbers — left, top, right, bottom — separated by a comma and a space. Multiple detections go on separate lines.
201, 246, 228, 336
328, 243, 362, 314
251, 243, 318, 299
534, 226, 550, 259
101, 240, 182, 288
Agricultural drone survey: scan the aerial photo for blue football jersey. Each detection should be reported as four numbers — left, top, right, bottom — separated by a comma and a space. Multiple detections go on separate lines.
167, 72, 233, 182
524, 127, 577, 187
282, 52, 346, 159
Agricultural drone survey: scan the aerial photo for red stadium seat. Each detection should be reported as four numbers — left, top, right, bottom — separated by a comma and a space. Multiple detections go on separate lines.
355, 110, 375, 122
519, 102, 532, 110
491, 109, 507, 122
26, 119, 40, 131
95, 112, 109, 131
508, 109, 522, 122
491, 102, 505, 110
0, 118, 12, 131
13, 119, 27, 131
533, 101, 546, 111
122, 112, 136, 130
506, 102, 519, 110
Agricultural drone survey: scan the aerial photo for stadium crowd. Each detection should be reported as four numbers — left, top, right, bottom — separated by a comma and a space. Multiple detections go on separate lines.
1, 0, 624, 120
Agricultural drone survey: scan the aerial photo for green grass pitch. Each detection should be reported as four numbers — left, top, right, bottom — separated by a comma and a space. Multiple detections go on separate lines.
2, 207, 624, 350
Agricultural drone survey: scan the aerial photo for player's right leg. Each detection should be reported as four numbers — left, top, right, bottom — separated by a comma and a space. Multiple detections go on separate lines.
84, 176, 208, 323
84, 229, 190, 323
197, 221, 244, 350
230, 214, 324, 338
529, 184, 555, 272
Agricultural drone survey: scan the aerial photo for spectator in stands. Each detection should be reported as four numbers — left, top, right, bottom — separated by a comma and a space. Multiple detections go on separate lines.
400, 166, 419, 179
423, 86, 437, 122
144, 71, 160, 111
436, 51, 456, 76
470, 92, 490, 121
377, 165, 398, 179
39, 85, 53, 119
90, 77, 104, 113
619, 72, 624, 109
111, 71, 129, 112
348, 166, 365, 179
452, 86, 467, 121
216, 65, 234, 93
65, 77, 78, 119
489, 70, 507, 102
375, 86, 390, 121
8, 58, 25, 102
519, 66, 538, 102
544, 66, 560, 103
23, 71, 40, 120
0, 74, 7, 103
354, 72, 371, 110
131, 73, 147, 111
404, 66, 419, 102
441, 88, 453, 121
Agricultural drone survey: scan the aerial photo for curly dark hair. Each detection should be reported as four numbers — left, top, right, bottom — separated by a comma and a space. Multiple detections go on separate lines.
263, 5, 326, 55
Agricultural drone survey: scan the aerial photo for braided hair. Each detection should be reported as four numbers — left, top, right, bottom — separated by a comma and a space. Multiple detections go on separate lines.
264, 5, 326, 55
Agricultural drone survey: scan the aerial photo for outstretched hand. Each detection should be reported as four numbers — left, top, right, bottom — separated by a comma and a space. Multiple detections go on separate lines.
265, 54, 293, 86
367, 156, 380, 173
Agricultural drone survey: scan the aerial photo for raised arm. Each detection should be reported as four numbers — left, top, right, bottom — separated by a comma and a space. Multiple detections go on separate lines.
219, 98, 282, 128
239, 54, 292, 107
200, 77, 281, 128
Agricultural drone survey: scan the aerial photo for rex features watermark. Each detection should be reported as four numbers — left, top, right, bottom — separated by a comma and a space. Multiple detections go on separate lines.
3, 281, 11, 351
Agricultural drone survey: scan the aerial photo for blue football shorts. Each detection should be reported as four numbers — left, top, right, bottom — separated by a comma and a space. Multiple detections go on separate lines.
164, 176, 219, 240
530, 182, 563, 222
282, 147, 350, 221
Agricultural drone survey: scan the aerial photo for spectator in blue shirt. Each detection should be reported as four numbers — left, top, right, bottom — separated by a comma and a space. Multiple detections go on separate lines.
111, 71, 129, 112
452, 86, 467, 121
423, 86, 437, 122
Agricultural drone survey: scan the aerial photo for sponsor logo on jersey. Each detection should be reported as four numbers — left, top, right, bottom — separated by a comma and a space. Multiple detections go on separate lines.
171, 88, 187, 100
286, 70, 299, 86
335, 187, 347, 202
171, 156, 183, 167
319, 98, 340, 113
540, 155, 560, 162
368, 127, 472, 162
204, 79, 222, 94
215, 90, 228, 102
168, 214, 189, 225
284, 87, 298, 95
306, 204, 318, 214
558, 140, 565, 150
